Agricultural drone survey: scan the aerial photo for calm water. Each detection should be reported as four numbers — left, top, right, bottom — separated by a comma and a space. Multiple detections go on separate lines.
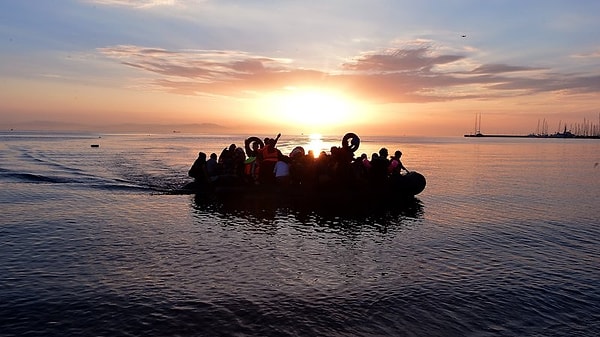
1, 132, 598, 337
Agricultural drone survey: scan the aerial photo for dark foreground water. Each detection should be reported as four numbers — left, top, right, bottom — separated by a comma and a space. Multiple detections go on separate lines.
1, 132, 599, 336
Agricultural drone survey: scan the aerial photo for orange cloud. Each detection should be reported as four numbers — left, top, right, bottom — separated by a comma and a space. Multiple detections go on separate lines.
98, 43, 600, 104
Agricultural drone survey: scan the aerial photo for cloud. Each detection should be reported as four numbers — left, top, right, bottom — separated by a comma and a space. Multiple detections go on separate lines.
469, 64, 546, 74
341, 47, 464, 73
98, 45, 293, 83
85, 0, 180, 8
98, 43, 600, 103
571, 49, 600, 58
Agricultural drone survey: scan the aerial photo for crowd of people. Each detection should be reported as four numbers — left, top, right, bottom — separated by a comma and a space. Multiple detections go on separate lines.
187, 134, 410, 190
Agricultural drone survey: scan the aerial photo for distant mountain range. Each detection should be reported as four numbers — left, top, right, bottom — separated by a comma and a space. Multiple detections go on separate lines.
3, 121, 228, 133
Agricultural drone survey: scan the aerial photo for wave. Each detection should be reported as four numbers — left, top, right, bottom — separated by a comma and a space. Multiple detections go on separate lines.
1, 171, 73, 184
0, 169, 164, 193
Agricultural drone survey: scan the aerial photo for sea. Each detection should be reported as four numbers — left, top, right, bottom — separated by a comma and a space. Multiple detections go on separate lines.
1, 131, 598, 337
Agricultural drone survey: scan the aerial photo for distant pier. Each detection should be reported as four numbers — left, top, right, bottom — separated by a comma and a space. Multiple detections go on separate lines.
464, 133, 529, 138
464, 113, 600, 139
464, 133, 599, 139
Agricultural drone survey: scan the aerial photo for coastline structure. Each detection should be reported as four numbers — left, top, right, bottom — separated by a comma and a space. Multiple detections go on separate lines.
464, 113, 600, 139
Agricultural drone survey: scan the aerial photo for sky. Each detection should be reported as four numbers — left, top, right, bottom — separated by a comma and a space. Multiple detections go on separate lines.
1, 0, 600, 136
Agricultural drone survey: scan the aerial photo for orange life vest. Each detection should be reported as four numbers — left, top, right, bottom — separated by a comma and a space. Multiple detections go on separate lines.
262, 146, 279, 162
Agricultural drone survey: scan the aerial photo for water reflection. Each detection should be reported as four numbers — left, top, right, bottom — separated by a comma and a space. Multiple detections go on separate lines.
191, 193, 423, 234
305, 133, 325, 157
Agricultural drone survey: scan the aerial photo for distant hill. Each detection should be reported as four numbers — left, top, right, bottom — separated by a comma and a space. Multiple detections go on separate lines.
3, 121, 229, 133
102, 123, 228, 133
3, 121, 89, 131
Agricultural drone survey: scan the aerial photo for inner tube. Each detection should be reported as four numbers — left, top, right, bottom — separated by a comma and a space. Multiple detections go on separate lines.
341, 132, 360, 152
244, 137, 264, 157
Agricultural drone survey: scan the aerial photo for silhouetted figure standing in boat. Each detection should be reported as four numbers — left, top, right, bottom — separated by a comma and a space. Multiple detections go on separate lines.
353, 153, 369, 181
369, 147, 390, 187
258, 134, 282, 185
219, 144, 237, 175
274, 155, 290, 186
206, 153, 219, 177
389, 150, 409, 175
331, 146, 354, 185
188, 152, 210, 186
288, 146, 308, 185
314, 150, 332, 186
233, 147, 246, 177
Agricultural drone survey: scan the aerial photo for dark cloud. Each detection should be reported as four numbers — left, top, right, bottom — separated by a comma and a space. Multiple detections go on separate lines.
98, 44, 600, 103
342, 47, 464, 72
469, 64, 545, 74
547, 74, 600, 94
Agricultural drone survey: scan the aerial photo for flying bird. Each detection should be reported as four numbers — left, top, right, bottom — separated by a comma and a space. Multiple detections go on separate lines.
461, 35, 467, 38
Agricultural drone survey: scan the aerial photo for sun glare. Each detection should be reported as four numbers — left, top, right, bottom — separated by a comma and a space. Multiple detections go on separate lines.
266, 88, 359, 131
306, 133, 324, 157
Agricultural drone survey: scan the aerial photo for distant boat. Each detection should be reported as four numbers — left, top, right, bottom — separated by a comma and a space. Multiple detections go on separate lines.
464, 113, 483, 137
91, 144, 100, 148
548, 126, 575, 138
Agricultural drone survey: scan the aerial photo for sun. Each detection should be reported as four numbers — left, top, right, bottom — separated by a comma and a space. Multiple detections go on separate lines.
265, 87, 360, 131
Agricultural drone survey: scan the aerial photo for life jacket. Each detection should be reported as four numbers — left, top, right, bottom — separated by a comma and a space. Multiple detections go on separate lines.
388, 159, 399, 173
262, 146, 279, 162
244, 157, 258, 176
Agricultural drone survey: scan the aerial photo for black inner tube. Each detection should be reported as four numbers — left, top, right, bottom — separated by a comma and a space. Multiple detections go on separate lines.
244, 137, 265, 157
341, 132, 360, 152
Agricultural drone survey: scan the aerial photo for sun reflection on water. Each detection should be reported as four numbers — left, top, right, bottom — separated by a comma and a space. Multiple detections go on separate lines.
306, 133, 325, 157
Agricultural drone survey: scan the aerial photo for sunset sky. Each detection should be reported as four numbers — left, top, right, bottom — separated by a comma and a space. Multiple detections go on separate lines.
1, 0, 600, 136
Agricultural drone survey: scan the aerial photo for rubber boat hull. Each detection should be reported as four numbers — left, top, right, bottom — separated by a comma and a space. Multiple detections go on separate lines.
179, 171, 426, 210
